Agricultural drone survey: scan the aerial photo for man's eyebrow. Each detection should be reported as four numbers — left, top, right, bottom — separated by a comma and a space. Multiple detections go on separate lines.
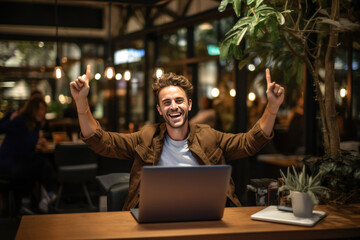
161, 98, 170, 103
161, 97, 184, 102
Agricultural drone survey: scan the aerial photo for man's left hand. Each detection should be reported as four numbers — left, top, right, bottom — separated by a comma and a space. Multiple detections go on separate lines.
266, 68, 285, 112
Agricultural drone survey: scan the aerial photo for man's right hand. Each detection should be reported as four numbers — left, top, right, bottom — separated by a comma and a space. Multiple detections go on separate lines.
70, 64, 92, 102
69, 64, 97, 137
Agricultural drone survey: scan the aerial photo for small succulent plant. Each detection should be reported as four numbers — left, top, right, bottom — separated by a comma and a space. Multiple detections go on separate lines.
279, 165, 329, 204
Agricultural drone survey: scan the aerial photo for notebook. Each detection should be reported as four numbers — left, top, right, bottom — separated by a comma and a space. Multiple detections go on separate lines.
130, 165, 231, 223
251, 205, 326, 227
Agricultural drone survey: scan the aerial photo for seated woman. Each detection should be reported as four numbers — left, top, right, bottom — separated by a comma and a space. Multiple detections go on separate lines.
0, 96, 55, 214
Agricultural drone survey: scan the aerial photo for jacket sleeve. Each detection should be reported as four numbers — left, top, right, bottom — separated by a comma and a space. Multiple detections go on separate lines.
219, 120, 273, 160
81, 121, 140, 161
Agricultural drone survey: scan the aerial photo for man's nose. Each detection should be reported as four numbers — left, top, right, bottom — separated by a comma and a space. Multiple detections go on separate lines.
170, 100, 177, 110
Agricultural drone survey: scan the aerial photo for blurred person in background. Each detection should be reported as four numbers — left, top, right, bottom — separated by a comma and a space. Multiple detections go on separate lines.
0, 96, 55, 214
190, 97, 219, 129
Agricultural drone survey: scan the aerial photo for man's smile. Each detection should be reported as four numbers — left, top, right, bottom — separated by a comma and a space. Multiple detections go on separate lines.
169, 112, 182, 118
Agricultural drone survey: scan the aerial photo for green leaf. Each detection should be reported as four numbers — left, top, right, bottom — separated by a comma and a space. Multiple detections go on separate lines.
219, 40, 232, 61
275, 12, 285, 25
218, 0, 230, 12
232, 44, 243, 60
223, 17, 252, 41
235, 27, 248, 45
234, 0, 242, 17
319, 161, 335, 173
354, 169, 360, 180
247, 0, 255, 5
255, 0, 264, 8
307, 191, 318, 204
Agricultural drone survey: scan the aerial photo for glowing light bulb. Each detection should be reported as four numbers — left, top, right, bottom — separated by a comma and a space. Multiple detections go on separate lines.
248, 92, 256, 101
105, 66, 115, 79
95, 73, 101, 80
115, 73, 122, 80
211, 88, 220, 98
54, 66, 62, 79
248, 64, 255, 71
124, 70, 131, 81
155, 68, 164, 79
340, 88, 347, 98
230, 89, 236, 97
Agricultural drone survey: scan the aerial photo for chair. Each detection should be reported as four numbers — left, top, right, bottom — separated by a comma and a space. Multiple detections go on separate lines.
53, 143, 98, 212
96, 173, 130, 211
0, 178, 16, 218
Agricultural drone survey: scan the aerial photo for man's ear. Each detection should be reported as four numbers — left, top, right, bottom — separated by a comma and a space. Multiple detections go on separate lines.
156, 104, 163, 115
188, 99, 192, 111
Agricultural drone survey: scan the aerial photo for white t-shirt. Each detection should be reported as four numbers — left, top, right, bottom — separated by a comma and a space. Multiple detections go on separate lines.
158, 133, 198, 166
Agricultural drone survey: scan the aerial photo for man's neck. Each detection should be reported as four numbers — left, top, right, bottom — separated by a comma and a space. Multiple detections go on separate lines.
165, 123, 189, 141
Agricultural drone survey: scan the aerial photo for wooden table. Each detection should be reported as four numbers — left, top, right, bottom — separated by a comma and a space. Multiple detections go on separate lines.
257, 154, 305, 167
16, 204, 360, 240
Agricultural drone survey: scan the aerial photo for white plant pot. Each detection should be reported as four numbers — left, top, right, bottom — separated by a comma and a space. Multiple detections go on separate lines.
290, 191, 314, 218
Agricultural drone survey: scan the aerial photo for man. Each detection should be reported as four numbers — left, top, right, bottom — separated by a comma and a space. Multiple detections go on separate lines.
70, 65, 284, 210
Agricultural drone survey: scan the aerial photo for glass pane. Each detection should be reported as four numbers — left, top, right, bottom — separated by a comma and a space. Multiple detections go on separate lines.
159, 28, 187, 63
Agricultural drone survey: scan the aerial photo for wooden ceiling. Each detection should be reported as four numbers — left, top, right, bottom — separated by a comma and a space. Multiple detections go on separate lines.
0, 0, 225, 43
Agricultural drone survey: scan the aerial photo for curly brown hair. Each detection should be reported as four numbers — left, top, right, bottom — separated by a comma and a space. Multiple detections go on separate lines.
152, 72, 193, 103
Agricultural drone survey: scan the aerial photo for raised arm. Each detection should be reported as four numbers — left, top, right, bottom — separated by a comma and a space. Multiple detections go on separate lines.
69, 64, 97, 138
259, 68, 285, 136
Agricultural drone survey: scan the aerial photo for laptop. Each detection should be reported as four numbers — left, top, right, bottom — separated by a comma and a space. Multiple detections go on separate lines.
130, 165, 231, 223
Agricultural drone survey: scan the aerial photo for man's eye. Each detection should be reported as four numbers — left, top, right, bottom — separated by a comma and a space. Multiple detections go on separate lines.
163, 101, 170, 105
176, 99, 184, 103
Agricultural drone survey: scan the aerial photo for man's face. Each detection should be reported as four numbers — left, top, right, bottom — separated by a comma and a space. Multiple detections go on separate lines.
157, 86, 192, 129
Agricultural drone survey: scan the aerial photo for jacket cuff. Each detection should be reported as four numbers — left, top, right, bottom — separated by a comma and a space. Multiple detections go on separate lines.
80, 121, 103, 145
252, 120, 274, 142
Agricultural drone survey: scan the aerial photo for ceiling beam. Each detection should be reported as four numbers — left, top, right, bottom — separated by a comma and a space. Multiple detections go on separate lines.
114, 7, 235, 47
0, 2, 103, 29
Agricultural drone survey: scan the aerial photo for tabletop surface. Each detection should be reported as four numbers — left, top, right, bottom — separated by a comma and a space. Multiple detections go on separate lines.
16, 204, 360, 240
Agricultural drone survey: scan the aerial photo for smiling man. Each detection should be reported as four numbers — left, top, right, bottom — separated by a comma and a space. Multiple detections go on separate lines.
70, 66, 284, 210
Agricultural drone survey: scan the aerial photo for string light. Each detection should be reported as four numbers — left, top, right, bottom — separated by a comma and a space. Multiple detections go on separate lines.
53, 0, 63, 79
155, 67, 164, 79
105, 66, 115, 79
248, 92, 256, 101
95, 73, 101, 80
340, 88, 347, 98
104, 2, 115, 80
115, 73, 122, 80
211, 88, 220, 98
124, 69, 131, 81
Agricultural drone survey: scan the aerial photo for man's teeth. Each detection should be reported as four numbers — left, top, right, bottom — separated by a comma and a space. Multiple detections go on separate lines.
169, 113, 181, 117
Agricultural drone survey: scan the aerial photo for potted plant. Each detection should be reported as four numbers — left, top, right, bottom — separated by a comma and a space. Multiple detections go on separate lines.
217, 0, 360, 204
279, 165, 329, 218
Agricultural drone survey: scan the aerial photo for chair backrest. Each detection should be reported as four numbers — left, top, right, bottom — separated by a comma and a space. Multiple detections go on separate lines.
54, 143, 98, 183
54, 143, 98, 166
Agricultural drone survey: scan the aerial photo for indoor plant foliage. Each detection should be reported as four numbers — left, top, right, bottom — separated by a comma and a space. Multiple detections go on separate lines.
279, 165, 329, 205
308, 150, 360, 204
218, 0, 360, 204
218, 0, 359, 158
279, 165, 329, 217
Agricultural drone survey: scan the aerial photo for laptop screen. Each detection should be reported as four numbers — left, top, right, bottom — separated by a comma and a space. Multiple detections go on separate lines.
131, 165, 231, 223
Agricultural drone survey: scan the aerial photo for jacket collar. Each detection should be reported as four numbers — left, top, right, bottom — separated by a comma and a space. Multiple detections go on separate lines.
157, 122, 198, 145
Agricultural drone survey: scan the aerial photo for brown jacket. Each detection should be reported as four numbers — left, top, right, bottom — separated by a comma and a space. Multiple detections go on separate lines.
82, 121, 272, 210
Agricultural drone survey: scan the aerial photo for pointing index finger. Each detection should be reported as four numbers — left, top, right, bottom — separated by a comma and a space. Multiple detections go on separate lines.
266, 68, 272, 87
86, 64, 92, 80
